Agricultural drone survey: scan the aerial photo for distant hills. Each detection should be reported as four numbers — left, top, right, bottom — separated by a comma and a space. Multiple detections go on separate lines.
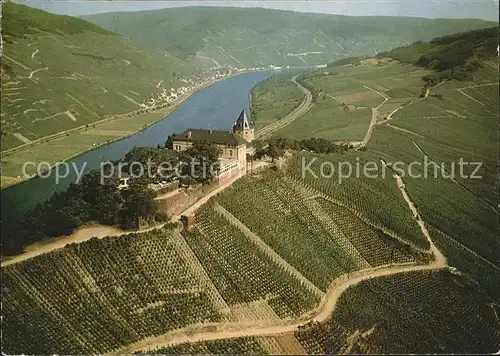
1, 3, 194, 151
1, 3, 496, 151
82, 6, 496, 69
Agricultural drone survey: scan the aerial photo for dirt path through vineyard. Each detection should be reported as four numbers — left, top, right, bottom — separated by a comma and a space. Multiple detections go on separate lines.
111, 175, 448, 355
2, 172, 245, 268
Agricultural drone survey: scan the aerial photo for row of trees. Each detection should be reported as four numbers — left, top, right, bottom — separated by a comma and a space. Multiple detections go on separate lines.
263, 137, 342, 154
248, 136, 349, 165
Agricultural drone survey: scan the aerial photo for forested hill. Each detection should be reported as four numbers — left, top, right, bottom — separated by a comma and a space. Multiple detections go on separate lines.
378, 27, 498, 69
1, 2, 194, 151
377, 26, 498, 82
82, 6, 496, 69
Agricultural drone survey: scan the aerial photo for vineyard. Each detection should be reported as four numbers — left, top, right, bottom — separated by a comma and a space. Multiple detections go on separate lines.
148, 333, 309, 355
316, 198, 418, 266
1, 228, 223, 355
295, 270, 500, 354
148, 337, 268, 354
216, 174, 360, 291
286, 151, 430, 250
182, 203, 321, 319
429, 226, 500, 300
366, 83, 499, 266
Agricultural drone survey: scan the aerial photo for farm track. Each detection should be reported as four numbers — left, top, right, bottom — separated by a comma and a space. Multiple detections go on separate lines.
109, 174, 447, 354
384, 124, 426, 138
381, 80, 496, 126
7, 71, 496, 353
255, 75, 313, 139
353, 85, 389, 150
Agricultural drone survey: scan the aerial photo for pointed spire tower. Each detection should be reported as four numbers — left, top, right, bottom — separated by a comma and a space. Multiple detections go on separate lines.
232, 109, 254, 142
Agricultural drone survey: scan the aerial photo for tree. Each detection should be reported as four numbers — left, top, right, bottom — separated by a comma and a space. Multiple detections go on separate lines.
266, 143, 283, 163
254, 148, 267, 160
246, 153, 255, 173
252, 139, 266, 151
164, 133, 175, 149
179, 141, 221, 184
119, 183, 157, 229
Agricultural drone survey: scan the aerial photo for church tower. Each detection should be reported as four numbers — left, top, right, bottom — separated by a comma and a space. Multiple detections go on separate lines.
232, 109, 254, 142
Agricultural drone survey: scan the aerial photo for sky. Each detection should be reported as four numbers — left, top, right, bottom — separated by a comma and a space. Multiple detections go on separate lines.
14, 0, 500, 21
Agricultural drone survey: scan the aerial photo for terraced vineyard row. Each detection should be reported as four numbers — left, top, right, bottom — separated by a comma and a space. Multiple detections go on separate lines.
266, 176, 370, 270
148, 337, 268, 355
183, 204, 320, 319
216, 175, 358, 291
2, 229, 222, 355
428, 226, 500, 300
148, 333, 308, 355
287, 151, 430, 250
295, 270, 500, 354
316, 197, 417, 266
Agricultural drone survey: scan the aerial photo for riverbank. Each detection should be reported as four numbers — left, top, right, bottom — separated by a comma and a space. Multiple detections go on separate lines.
1, 70, 260, 190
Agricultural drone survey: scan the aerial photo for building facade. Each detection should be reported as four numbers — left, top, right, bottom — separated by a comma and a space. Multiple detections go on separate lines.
171, 109, 254, 177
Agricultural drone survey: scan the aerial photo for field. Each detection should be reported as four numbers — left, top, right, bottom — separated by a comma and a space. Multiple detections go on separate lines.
2, 9, 499, 354
250, 74, 304, 130
150, 337, 268, 355
216, 173, 420, 290
1, 170, 428, 354
183, 203, 321, 318
139, 270, 500, 354
273, 61, 429, 140
286, 151, 429, 250
254, 57, 499, 277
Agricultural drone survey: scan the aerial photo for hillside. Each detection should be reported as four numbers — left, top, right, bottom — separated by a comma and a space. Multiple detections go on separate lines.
1, 3, 195, 151
81, 6, 496, 69
250, 27, 499, 296
377, 26, 499, 81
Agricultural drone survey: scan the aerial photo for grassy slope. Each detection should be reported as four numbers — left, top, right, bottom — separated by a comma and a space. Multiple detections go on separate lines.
1, 3, 194, 151
275, 61, 430, 140
249, 73, 304, 130
82, 7, 496, 69
0, 109, 174, 183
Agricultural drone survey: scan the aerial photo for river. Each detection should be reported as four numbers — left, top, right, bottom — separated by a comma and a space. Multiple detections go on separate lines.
1, 71, 273, 221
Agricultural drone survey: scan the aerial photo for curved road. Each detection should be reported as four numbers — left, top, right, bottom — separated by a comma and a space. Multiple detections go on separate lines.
255, 75, 313, 139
